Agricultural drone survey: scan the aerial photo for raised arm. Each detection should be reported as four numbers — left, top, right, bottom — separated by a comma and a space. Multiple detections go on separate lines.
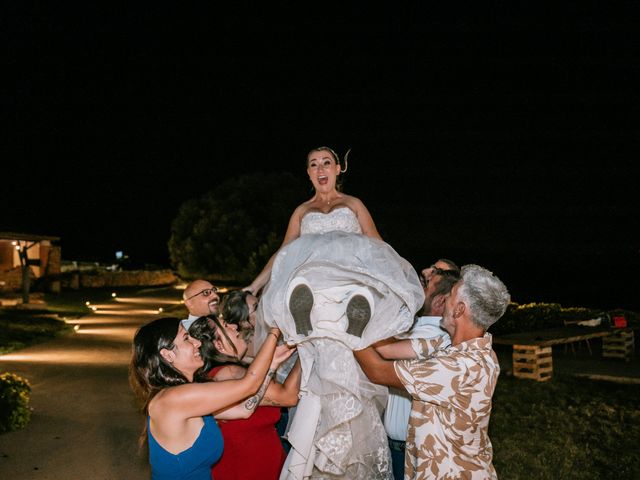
351, 197, 382, 240
245, 206, 304, 295
212, 345, 297, 419
261, 356, 302, 407
373, 338, 418, 360
207, 364, 260, 420
157, 327, 284, 419
353, 346, 404, 390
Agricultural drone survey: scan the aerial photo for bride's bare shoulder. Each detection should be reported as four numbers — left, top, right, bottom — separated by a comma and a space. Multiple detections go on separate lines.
343, 194, 366, 209
295, 200, 315, 215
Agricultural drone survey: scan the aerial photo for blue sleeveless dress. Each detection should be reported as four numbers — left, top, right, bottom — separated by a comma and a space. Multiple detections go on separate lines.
148, 415, 223, 480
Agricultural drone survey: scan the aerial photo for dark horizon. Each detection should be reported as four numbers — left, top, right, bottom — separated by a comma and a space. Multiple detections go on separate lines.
3, 5, 639, 312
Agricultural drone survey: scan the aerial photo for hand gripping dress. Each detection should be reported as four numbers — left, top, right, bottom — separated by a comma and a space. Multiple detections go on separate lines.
255, 207, 424, 480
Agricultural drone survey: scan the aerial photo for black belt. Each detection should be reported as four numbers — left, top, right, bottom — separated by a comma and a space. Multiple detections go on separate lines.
388, 438, 406, 451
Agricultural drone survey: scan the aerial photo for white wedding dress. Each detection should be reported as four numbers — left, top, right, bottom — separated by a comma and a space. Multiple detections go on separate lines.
256, 207, 424, 480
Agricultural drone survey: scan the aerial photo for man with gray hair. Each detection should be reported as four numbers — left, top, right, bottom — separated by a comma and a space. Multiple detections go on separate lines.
355, 264, 510, 480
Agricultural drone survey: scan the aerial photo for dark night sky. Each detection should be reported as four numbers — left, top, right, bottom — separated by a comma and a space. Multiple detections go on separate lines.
2, 4, 639, 310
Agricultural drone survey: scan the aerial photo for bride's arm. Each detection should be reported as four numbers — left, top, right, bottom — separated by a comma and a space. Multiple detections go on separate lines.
244, 206, 304, 295
352, 197, 382, 240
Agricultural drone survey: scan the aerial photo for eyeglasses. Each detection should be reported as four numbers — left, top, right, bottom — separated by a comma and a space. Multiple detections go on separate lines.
186, 287, 218, 301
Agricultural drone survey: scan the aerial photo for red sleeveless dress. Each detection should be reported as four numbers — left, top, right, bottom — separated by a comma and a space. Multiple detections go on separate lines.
209, 366, 286, 480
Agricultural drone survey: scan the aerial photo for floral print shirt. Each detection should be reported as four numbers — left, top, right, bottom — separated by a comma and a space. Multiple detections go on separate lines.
394, 333, 499, 480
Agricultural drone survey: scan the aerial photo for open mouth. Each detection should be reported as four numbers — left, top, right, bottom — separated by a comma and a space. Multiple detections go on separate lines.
318, 175, 328, 185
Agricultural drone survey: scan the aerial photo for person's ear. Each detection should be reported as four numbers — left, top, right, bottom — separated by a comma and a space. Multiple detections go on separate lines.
453, 301, 465, 318
159, 348, 175, 364
213, 337, 227, 353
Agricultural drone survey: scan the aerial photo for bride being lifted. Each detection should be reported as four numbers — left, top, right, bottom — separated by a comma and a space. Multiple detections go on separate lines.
246, 147, 424, 479
245, 146, 382, 297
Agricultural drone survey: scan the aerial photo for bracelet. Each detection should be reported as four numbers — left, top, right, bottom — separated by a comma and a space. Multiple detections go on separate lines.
268, 332, 279, 341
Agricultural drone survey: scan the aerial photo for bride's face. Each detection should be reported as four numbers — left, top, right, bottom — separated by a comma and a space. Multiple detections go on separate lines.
307, 149, 341, 192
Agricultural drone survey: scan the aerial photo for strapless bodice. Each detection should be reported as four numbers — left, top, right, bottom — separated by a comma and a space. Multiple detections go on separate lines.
300, 207, 362, 235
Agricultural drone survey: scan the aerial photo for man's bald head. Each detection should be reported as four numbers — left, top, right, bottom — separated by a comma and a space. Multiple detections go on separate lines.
183, 279, 220, 317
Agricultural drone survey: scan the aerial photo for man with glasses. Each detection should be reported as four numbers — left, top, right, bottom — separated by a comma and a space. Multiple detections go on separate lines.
181, 279, 221, 331
385, 259, 460, 480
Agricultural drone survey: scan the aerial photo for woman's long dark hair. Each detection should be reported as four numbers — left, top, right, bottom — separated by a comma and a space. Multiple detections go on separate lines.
221, 290, 255, 341
128, 317, 207, 450
188, 315, 244, 370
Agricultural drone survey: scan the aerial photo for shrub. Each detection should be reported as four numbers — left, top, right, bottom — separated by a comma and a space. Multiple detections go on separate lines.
168, 172, 307, 281
0, 372, 32, 433
491, 303, 603, 335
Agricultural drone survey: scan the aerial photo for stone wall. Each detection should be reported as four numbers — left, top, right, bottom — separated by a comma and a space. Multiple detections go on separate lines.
2, 268, 178, 293
0, 267, 35, 292
45, 246, 61, 275
59, 269, 178, 289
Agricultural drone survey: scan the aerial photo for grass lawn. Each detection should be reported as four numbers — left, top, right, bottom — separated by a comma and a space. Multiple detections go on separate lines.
0, 288, 117, 354
0, 287, 188, 355
0, 310, 73, 355
491, 373, 640, 479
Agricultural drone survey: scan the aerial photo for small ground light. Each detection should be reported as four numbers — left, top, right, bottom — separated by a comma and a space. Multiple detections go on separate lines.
158, 307, 164, 313
91, 306, 98, 311
86, 301, 91, 306
74, 325, 80, 332
111, 292, 117, 298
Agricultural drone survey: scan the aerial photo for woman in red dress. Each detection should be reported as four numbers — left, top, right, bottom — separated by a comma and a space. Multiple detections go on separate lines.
188, 311, 301, 480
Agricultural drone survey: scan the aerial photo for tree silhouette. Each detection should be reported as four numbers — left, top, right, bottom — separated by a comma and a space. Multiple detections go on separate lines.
169, 172, 307, 281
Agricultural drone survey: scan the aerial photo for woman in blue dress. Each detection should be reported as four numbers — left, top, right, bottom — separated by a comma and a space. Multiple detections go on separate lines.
130, 317, 293, 480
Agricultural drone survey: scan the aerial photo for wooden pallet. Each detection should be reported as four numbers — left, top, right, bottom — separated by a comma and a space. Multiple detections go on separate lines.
602, 330, 635, 362
512, 345, 553, 381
